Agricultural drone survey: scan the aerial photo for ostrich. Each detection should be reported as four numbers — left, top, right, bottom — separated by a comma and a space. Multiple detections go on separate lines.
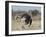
21, 13, 32, 27
14, 14, 32, 30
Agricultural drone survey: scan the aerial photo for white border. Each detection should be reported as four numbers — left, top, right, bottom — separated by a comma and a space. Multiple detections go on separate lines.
9, 3, 44, 35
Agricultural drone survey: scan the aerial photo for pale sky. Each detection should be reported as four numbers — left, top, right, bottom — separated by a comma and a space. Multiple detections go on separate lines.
12, 5, 41, 12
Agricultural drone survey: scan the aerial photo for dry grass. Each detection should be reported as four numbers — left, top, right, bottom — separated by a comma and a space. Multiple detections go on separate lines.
11, 15, 41, 31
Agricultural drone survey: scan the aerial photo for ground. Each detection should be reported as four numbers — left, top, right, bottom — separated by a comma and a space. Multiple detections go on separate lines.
11, 15, 41, 31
